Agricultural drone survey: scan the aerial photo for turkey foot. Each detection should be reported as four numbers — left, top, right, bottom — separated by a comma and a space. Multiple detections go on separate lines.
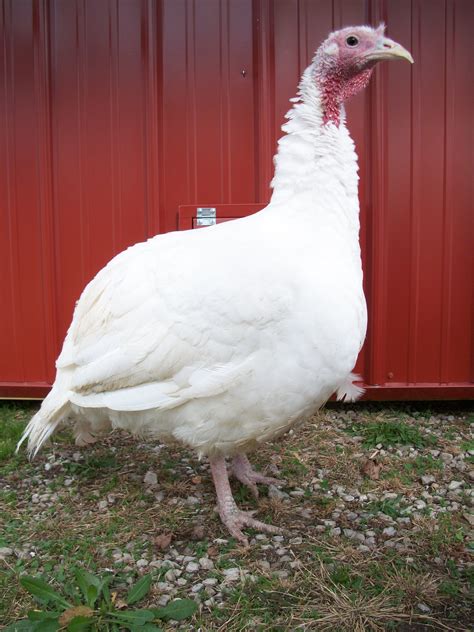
231, 453, 284, 499
210, 456, 282, 546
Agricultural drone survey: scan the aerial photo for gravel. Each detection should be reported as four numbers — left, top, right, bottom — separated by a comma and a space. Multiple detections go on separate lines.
2, 405, 472, 627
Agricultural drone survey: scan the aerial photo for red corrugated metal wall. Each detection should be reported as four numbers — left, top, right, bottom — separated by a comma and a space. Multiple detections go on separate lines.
0, 0, 473, 399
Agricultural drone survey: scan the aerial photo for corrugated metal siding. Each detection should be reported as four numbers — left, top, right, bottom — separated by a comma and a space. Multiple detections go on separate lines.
0, 0, 472, 399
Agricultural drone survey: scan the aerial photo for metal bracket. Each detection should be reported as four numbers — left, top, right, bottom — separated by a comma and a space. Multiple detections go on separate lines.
196, 207, 216, 227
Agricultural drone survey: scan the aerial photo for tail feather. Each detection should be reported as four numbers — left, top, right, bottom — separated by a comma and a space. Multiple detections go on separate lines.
16, 392, 70, 457
336, 373, 365, 403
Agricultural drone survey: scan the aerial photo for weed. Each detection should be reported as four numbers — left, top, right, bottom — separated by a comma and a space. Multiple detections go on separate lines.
4, 570, 197, 631
367, 496, 405, 519
330, 564, 363, 591
0, 404, 32, 465
461, 439, 474, 452
438, 579, 460, 598
280, 449, 309, 478
320, 478, 330, 491
345, 419, 436, 449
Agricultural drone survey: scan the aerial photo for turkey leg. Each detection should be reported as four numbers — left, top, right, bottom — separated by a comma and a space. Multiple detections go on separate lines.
209, 456, 282, 545
231, 453, 283, 499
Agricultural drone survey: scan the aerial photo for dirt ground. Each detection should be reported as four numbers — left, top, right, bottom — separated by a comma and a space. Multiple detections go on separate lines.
1, 402, 472, 630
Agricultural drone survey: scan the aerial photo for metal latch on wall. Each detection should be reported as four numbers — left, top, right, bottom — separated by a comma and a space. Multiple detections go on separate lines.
196, 207, 216, 227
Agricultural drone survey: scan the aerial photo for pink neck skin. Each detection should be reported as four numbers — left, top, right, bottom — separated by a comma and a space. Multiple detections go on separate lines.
317, 67, 373, 126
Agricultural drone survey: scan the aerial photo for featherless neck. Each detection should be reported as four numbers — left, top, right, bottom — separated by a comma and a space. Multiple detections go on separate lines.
270, 67, 360, 230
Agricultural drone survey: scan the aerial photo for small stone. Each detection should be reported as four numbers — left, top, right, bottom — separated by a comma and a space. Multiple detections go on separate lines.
164, 569, 177, 582
417, 603, 431, 613
441, 452, 453, 462
290, 560, 303, 569
157, 594, 171, 606
414, 500, 426, 510
289, 537, 303, 545
64, 478, 74, 487
268, 485, 289, 500
421, 475, 436, 485
342, 494, 355, 502
98, 500, 108, 511
358, 545, 370, 553
223, 567, 241, 581
191, 582, 203, 593
176, 577, 187, 586
448, 480, 463, 491
186, 495, 200, 505
185, 562, 200, 573
143, 471, 158, 486
136, 559, 148, 568
330, 527, 341, 537
382, 526, 396, 537
199, 557, 214, 570
0, 547, 13, 558
203, 578, 218, 586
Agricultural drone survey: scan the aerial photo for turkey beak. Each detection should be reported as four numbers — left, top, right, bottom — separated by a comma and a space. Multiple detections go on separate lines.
366, 37, 414, 64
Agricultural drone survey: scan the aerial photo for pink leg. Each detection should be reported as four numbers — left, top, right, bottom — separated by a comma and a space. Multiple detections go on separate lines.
210, 456, 282, 546
231, 453, 284, 499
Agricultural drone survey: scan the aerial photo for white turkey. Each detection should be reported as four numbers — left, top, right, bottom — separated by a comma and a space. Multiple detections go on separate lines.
18, 25, 413, 544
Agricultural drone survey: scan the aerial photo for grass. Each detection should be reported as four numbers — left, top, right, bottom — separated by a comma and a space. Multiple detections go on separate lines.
0, 402, 472, 630
0, 403, 35, 465
344, 417, 437, 449
367, 496, 406, 520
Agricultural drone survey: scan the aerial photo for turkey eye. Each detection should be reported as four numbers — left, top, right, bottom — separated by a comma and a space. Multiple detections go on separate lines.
346, 35, 359, 47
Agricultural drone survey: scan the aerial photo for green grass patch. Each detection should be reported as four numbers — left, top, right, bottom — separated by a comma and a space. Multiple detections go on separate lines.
0, 404, 33, 463
367, 496, 406, 519
345, 418, 436, 449
279, 449, 309, 478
